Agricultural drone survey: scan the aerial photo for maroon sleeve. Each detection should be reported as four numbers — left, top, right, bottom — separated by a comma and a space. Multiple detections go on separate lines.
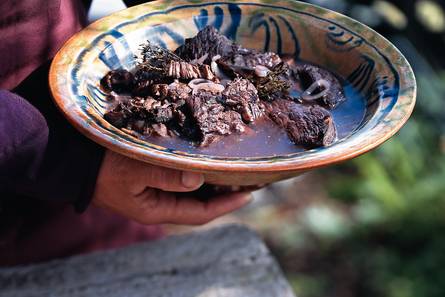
0, 63, 104, 212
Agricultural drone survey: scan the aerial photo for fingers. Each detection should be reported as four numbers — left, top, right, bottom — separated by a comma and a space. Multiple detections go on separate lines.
98, 151, 252, 226
130, 188, 253, 225
104, 151, 204, 193
130, 162, 205, 194
163, 192, 253, 225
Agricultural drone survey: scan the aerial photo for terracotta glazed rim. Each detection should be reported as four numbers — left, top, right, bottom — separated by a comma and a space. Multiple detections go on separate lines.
49, 0, 416, 173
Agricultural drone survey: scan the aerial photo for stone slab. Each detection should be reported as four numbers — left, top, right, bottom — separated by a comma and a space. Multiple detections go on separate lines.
0, 224, 295, 297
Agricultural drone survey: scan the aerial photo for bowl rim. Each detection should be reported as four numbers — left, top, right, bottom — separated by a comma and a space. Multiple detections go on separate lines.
49, 0, 416, 173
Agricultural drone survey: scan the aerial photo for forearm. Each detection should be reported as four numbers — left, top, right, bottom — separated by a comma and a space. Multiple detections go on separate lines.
1, 63, 105, 211
0, 91, 48, 186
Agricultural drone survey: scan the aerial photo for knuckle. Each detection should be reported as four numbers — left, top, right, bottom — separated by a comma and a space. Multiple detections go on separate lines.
134, 189, 161, 212
151, 168, 182, 190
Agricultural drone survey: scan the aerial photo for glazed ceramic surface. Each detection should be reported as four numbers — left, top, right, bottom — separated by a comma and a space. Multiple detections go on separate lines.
49, 0, 416, 185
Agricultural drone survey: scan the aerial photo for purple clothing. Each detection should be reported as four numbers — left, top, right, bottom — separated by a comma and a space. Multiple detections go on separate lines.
0, 91, 48, 180
0, 1, 163, 266
2, 62, 104, 211
0, 0, 85, 90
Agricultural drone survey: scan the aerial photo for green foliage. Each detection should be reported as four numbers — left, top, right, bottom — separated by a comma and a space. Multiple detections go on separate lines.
288, 274, 328, 297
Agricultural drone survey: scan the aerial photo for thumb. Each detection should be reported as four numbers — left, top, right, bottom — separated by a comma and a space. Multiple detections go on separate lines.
131, 163, 205, 193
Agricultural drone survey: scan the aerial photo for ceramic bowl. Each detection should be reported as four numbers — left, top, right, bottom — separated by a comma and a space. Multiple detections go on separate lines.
49, 0, 416, 185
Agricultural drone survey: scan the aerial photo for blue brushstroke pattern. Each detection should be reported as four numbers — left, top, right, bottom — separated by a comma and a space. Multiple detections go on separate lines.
213, 6, 224, 31
193, 9, 208, 30
347, 55, 375, 93
278, 16, 300, 59
269, 16, 282, 55
224, 3, 241, 40
98, 41, 120, 69
326, 25, 364, 52
249, 13, 271, 52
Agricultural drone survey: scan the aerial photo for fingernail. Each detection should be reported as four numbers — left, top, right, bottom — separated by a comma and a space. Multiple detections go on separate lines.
181, 171, 204, 188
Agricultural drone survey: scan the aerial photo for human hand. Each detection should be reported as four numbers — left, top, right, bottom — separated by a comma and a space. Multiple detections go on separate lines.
92, 150, 252, 225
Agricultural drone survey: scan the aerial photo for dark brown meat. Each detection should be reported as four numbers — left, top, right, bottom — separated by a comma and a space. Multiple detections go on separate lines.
164, 60, 217, 82
132, 66, 171, 96
151, 123, 170, 137
295, 64, 346, 109
174, 26, 240, 64
104, 108, 127, 128
167, 80, 192, 101
149, 102, 174, 124
104, 96, 147, 129
166, 60, 201, 79
199, 64, 216, 81
174, 25, 281, 70
150, 84, 169, 99
222, 78, 263, 123
102, 27, 344, 150
100, 69, 134, 93
184, 91, 245, 146
104, 96, 175, 130
264, 99, 337, 148
223, 50, 282, 69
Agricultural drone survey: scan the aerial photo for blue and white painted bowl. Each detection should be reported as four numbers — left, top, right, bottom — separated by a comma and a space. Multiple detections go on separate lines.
49, 0, 416, 185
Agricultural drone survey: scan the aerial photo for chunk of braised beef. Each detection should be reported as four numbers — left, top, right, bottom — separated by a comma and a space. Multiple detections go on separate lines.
140, 96, 186, 134
131, 80, 151, 97
199, 64, 216, 81
151, 123, 170, 137
222, 78, 263, 123
174, 108, 187, 128
184, 91, 245, 146
152, 105, 174, 124
174, 26, 240, 64
166, 60, 201, 79
128, 119, 146, 133
145, 100, 175, 124
150, 84, 169, 99
223, 50, 282, 69
164, 60, 217, 81
215, 58, 253, 79
100, 69, 134, 93
103, 96, 144, 128
264, 99, 337, 148
104, 109, 127, 128
127, 97, 148, 116
143, 97, 160, 111
167, 80, 192, 101
295, 64, 346, 109
132, 66, 170, 96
